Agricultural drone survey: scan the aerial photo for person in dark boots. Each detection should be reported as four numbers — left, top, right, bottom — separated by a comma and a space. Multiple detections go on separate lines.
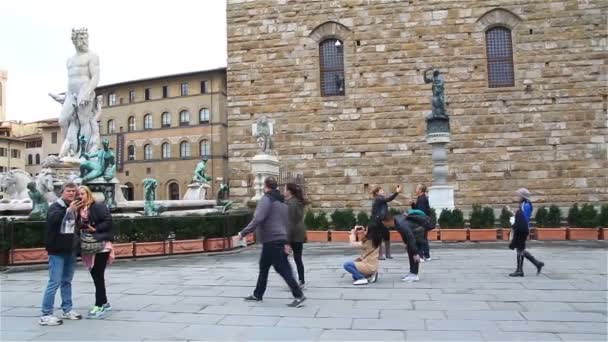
410, 184, 432, 261
238, 177, 306, 307
508, 188, 544, 277
370, 185, 402, 259
285, 183, 307, 288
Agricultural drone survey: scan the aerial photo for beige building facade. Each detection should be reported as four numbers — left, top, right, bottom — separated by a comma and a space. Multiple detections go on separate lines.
0, 136, 26, 173
226, 0, 607, 210
96, 69, 228, 201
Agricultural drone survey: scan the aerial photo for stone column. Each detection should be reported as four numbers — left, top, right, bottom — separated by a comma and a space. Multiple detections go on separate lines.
426, 118, 455, 210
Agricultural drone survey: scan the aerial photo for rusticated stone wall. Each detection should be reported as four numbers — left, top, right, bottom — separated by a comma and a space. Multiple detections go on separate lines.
226, 0, 607, 211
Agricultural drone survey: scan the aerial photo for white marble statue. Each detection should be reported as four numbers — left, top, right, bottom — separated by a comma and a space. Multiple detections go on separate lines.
49, 28, 101, 158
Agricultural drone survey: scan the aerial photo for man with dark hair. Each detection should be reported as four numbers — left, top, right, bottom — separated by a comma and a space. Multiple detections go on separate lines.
370, 185, 402, 259
411, 184, 432, 261
238, 177, 306, 307
39, 182, 83, 326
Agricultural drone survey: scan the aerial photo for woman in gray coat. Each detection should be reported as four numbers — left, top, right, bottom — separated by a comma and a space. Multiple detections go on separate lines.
285, 183, 307, 287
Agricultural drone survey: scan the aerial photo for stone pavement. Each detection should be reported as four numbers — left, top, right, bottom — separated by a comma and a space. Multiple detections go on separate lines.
1, 242, 607, 341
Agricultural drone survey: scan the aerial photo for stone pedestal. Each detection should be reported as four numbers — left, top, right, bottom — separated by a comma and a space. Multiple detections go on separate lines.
86, 177, 120, 209
250, 153, 279, 201
426, 117, 454, 211
183, 183, 211, 201
429, 185, 455, 211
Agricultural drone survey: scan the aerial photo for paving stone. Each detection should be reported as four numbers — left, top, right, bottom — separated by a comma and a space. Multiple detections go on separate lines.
0, 330, 47, 341
558, 333, 608, 341
481, 331, 562, 341
405, 330, 484, 341
319, 329, 405, 341
354, 300, 413, 310
520, 301, 574, 312
142, 303, 204, 313
445, 310, 525, 321
521, 311, 607, 322
235, 326, 322, 341
157, 312, 224, 325
379, 309, 445, 320
569, 302, 608, 313
105, 310, 167, 322
277, 317, 352, 329
316, 307, 379, 318
219, 314, 280, 326
352, 318, 425, 330
498, 321, 607, 334
427, 319, 499, 331
414, 300, 491, 311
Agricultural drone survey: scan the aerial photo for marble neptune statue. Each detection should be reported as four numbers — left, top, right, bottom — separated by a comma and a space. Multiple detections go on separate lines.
49, 28, 101, 158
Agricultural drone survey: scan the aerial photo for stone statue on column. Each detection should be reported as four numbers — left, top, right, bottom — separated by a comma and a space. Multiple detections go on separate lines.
249, 116, 279, 203
424, 68, 454, 210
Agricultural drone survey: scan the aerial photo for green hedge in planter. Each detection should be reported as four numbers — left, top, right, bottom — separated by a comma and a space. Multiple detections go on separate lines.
316, 211, 330, 230
567, 204, 580, 227
535, 207, 549, 228
499, 206, 513, 227
1, 211, 253, 249
546, 205, 562, 227
568, 203, 599, 228
470, 205, 494, 228
438, 208, 465, 228
304, 211, 316, 229
330, 209, 356, 231
599, 205, 608, 227
356, 211, 370, 227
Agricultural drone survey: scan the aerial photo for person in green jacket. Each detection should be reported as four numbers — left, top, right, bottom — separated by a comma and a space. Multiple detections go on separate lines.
285, 183, 307, 287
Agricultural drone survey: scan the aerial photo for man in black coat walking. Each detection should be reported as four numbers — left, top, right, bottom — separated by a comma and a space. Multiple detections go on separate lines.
411, 184, 432, 261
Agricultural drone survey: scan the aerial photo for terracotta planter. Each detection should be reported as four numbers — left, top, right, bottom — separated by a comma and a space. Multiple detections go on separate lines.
113, 242, 134, 258
439, 229, 468, 241
500, 228, 511, 241
204, 237, 228, 251
306, 230, 328, 242
536, 228, 567, 240
568, 228, 599, 240
10, 248, 48, 264
171, 239, 205, 254
390, 230, 402, 242
469, 229, 498, 242
330, 230, 350, 242
246, 234, 256, 245
134, 241, 167, 257
601, 228, 607, 240
427, 230, 438, 241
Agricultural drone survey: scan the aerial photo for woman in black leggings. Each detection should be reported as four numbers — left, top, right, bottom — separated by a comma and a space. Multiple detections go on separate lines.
285, 183, 307, 288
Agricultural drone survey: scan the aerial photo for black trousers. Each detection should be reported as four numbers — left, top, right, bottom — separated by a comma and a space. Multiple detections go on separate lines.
90, 252, 109, 307
254, 241, 303, 299
407, 250, 419, 275
289, 242, 305, 284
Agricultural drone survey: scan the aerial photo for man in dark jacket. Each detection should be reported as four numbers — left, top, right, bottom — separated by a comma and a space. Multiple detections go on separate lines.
385, 210, 431, 283
39, 182, 83, 326
411, 184, 432, 261
238, 177, 306, 308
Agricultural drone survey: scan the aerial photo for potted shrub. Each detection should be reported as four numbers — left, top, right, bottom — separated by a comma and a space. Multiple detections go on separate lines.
330, 209, 356, 242
356, 211, 369, 241
535, 206, 566, 240
306, 211, 329, 242
499, 206, 513, 240
171, 239, 205, 254
599, 205, 608, 240
569, 204, 599, 240
439, 208, 467, 241
469, 205, 497, 241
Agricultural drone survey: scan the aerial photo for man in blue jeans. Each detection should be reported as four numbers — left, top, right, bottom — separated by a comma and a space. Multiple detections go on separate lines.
39, 182, 82, 326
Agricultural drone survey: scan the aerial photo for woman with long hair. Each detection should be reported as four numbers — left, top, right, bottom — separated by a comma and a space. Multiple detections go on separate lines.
370, 185, 402, 259
75, 185, 115, 319
342, 221, 383, 285
284, 183, 307, 287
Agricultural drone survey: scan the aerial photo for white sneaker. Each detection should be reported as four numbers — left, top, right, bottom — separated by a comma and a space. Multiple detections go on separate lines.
353, 278, 369, 285
401, 273, 415, 281
419, 258, 425, 263
61, 310, 82, 320
38, 315, 63, 326
426, 257, 432, 261
405, 274, 420, 282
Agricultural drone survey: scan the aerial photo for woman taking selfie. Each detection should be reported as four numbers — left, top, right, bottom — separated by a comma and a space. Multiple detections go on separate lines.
285, 183, 307, 288
342, 222, 382, 285
75, 185, 114, 319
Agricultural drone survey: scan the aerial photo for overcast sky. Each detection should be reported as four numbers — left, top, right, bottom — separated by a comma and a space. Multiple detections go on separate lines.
0, 0, 227, 123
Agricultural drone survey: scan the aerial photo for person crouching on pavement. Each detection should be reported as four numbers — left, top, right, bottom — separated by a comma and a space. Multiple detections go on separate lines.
385, 210, 432, 282
342, 222, 382, 285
